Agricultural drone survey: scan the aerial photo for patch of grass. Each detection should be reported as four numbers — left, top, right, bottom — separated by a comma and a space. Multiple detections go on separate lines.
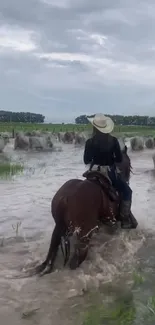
0, 122, 155, 136
0, 162, 24, 178
0, 122, 91, 133
83, 294, 136, 325
140, 295, 155, 323
82, 269, 155, 325
132, 271, 145, 286
147, 296, 155, 315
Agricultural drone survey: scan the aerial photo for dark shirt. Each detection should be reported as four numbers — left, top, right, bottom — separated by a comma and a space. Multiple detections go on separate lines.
83, 134, 123, 166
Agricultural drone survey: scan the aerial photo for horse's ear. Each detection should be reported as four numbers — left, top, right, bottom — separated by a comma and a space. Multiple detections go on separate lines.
124, 145, 127, 154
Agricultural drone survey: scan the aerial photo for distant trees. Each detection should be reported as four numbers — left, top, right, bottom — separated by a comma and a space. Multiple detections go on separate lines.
75, 114, 155, 126
75, 115, 94, 124
0, 111, 45, 123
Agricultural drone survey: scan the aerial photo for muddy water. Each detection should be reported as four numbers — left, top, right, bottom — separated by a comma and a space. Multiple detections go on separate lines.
0, 141, 155, 324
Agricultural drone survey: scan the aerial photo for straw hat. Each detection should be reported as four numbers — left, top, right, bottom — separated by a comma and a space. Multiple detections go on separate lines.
87, 113, 114, 134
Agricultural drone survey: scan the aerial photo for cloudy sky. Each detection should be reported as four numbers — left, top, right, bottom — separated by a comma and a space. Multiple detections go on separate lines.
0, 0, 155, 122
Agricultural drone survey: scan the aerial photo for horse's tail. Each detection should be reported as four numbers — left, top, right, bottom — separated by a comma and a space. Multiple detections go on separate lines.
56, 196, 71, 266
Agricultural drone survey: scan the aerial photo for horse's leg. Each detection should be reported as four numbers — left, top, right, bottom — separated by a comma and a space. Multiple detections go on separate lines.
68, 217, 100, 270
69, 239, 89, 270
69, 226, 99, 270
35, 223, 64, 275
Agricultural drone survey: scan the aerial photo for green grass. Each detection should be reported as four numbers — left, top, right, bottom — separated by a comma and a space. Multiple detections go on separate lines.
82, 270, 155, 325
132, 271, 145, 286
83, 297, 136, 325
82, 295, 155, 325
0, 122, 90, 133
0, 122, 155, 136
0, 162, 24, 178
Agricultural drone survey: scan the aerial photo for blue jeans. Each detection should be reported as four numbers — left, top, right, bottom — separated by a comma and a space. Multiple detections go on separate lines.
108, 167, 132, 201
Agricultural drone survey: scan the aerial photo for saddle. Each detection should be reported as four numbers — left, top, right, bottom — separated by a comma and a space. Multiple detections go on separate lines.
82, 170, 119, 202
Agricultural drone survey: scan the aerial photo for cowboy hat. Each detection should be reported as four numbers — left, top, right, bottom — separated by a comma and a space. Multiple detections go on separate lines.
87, 113, 114, 134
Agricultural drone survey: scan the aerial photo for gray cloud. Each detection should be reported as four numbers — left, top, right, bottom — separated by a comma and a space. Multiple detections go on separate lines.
0, 0, 155, 122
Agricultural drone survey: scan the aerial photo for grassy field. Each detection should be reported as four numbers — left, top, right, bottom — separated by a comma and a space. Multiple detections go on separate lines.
0, 122, 89, 133
0, 122, 155, 137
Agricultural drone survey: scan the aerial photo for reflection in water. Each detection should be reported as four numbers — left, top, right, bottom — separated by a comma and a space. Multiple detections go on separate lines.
0, 141, 155, 324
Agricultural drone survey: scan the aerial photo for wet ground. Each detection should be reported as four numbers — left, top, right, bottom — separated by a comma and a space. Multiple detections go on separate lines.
0, 140, 155, 324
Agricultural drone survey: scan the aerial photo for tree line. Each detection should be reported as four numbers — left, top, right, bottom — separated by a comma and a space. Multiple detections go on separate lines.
75, 114, 155, 126
0, 111, 45, 123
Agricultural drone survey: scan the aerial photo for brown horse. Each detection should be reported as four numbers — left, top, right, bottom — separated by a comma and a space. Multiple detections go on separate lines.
35, 147, 137, 276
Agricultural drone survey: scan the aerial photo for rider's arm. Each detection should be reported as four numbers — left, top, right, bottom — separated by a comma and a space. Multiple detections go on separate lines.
113, 137, 123, 163
83, 139, 93, 164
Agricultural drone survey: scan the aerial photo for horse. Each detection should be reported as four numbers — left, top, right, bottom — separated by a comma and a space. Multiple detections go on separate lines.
34, 146, 138, 276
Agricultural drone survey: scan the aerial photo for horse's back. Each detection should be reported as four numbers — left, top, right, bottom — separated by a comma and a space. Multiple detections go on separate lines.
52, 179, 82, 202
52, 178, 100, 208
51, 179, 82, 217
51, 178, 102, 236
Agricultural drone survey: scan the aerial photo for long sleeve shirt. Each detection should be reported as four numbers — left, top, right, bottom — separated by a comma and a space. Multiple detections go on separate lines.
83, 135, 123, 166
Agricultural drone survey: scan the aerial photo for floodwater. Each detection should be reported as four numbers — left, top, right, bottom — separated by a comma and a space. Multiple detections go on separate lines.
0, 139, 155, 324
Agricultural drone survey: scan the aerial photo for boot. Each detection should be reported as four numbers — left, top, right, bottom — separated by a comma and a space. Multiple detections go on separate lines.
120, 200, 133, 229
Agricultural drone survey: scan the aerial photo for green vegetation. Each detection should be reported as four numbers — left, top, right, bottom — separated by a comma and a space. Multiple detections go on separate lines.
0, 122, 89, 133
83, 296, 136, 325
82, 270, 155, 325
0, 110, 44, 123
1, 111, 155, 128
0, 122, 155, 137
75, 114, 155, 126
132, 270, 145, 286
0, 162, 24, 178
0, 111, 155, 137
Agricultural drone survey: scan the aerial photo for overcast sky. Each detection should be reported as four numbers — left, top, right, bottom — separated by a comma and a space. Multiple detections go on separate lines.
0, 0, 155, 122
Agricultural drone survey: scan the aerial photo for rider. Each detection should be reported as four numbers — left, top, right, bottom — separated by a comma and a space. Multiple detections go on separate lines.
83, 113, 132, 229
